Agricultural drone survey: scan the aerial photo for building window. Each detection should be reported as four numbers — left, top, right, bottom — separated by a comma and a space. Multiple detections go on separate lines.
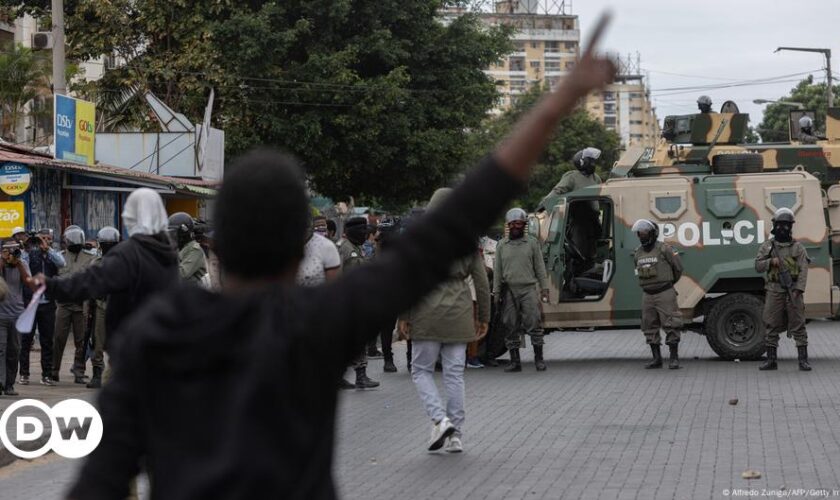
545, 41, 560, 53
629, 92, 643, 99
630, 120, 643, 125
604, 116, 617, 126
603, 91, 615, 102
604, 103, 616, 114
531, 41, 539, 49
514, 41, 525, 52
510, 57, 526, 71
545, 61, 562, 70
510, 79, 527, 92
630, 106, 643, 112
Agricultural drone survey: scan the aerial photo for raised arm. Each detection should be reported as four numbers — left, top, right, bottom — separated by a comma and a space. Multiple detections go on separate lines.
44, 247, 133, 302
307, 21, 617, 364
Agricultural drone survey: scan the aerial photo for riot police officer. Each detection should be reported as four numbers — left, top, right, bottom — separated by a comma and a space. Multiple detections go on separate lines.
697, 95, 714, 113
85, 226, 121, 389
494, 208, 549, 372
539, 147, 602, 211
798, 116, 820, 145
755, 208, 810, 371
169, 212, 208, 285
632, 219, 683, 369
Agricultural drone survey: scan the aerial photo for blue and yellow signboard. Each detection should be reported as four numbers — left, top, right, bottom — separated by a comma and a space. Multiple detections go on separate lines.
54, 94, 96, 165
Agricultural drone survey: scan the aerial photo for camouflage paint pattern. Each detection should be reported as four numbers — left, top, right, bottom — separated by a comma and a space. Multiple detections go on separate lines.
537, 171, 837, 329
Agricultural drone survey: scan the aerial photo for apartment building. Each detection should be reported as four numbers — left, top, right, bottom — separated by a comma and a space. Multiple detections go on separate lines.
585, 77, 661, 148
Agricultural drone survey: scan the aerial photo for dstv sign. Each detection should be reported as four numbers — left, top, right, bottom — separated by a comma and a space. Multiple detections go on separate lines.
54, 94, 96, 166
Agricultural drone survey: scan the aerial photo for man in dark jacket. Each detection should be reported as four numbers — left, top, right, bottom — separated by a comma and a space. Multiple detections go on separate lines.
64, 38, 616, 500
31, 188, 179, 354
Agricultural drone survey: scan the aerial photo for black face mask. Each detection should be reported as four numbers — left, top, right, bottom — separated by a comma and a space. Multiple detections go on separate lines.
100, 242, 117, 255
578, 159, 596, 177
509, 227, 524, 240
638, 232, 656, 250
772, 223, 792, 242
68, 244, 83, 254
346, 227, 367, 246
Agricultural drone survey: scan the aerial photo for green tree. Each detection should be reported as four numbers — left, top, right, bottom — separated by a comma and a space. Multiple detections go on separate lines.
757, 75, 839, 142
0, 44, 50, 142
1, 1, 512, 206
470, 86, 621, 211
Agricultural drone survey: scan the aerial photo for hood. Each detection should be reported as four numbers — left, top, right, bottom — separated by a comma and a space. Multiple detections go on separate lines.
122, 188, 169, 237
427, 188, 453, 210
132, 233, 179, 266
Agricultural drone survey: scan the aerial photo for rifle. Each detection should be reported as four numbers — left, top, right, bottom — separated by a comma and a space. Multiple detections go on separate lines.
769, 241, 795, 300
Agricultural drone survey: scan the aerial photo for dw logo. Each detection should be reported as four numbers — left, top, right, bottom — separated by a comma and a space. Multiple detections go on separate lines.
0, 399, 103, 459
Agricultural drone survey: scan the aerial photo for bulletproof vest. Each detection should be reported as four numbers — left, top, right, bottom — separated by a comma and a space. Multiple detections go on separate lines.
634, 242, 674, 286
767, 241, 800, 282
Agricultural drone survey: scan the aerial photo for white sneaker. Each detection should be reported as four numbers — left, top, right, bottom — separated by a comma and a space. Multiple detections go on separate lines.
444, 436, 463, 453
428, 417, 456, 451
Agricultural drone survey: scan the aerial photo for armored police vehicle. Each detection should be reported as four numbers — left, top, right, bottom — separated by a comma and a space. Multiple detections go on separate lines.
530, 105, 840, 360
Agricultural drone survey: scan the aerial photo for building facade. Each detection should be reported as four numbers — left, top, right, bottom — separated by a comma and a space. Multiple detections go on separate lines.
585, 78, 661, 148
476, 2, 579, 112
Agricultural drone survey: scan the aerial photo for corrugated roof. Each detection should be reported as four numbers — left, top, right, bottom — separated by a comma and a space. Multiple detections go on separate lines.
0, 143, 219, 196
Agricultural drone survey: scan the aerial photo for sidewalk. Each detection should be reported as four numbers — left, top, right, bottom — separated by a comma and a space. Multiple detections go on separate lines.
0, 346, 98, 468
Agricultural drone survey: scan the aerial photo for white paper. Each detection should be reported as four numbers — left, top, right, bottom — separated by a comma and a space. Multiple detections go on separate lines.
16, 286, 45, 334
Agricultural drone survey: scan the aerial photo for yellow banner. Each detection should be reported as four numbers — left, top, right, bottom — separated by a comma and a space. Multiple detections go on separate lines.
0, 202, 25, 239
75, 99, 96, 166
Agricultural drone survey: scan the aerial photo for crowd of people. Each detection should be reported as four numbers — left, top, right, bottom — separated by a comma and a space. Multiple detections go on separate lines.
0, 188, 217, 399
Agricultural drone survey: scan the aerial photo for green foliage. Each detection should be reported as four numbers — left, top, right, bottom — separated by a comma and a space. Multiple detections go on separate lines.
0, 44, 50, 142
0, 1, 513, 206
757, 75, 839, 142
471, 85, 621, 211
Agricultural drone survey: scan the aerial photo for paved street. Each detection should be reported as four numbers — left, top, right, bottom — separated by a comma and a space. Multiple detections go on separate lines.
2, 324, 840, 499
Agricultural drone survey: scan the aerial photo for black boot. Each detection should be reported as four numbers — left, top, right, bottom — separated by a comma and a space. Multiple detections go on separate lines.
504, 349, 522, 372
667, 343, 680, 370
86, 367, 103, 389
759, 347, 777, 371
644, 344, 663, 369
74, 373, 89, 384
355, 367, 380, 389
797, 345, 811, 371
534, 346, 547, 371
383, 354, 397, 373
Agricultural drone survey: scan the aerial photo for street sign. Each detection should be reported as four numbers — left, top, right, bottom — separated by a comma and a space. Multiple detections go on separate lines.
54, 94, 96, 165
0, 162, 32, 196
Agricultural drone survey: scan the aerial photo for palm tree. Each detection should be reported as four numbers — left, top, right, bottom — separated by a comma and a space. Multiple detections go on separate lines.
0, 44, 50, 143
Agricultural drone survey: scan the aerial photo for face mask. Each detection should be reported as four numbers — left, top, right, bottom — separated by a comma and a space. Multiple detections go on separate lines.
578, 159, 596, 176
772, 223, 792, 242
68, 244, 83, 254
509, 227, 524, 239
638, 232, 655, 250
100, 242, 117, 255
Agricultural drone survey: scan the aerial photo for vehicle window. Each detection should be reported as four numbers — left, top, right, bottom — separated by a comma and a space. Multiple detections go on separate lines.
649, 191, 686, 220
770, 192, 797, 210
706, 188, 744, 218
764, 187, 802, 214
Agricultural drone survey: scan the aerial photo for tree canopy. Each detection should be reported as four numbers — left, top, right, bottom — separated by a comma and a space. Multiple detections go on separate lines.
757, 75, 839, 143
0, 1, 512, 206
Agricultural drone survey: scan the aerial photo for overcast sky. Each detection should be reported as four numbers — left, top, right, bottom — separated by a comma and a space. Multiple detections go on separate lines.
572, 0, 838, 127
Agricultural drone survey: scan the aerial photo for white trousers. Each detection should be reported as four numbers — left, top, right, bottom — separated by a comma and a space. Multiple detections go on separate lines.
411, 340, 467, 435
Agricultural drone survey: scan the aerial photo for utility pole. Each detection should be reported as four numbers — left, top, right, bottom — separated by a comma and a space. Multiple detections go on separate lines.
775, 47, 833, 108
51, 0, 66, 96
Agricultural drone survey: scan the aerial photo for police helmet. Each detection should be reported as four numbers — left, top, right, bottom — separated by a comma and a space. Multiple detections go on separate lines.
168, 212, 194, 234
798, 115, 813, 129
97, 226, 121, 243
772, 207, 795, 224
505, 208, 528, 224
63, 225, 85, 246
631, 219, 658, 238
697, 95, 712, 106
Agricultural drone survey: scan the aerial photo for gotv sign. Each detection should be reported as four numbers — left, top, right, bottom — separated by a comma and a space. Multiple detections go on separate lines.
0, 162, 32, 196
54, 94, 96, 166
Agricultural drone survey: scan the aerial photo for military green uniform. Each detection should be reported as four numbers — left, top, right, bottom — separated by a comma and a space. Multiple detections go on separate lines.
539, 170, 601, 211
493, 235, 548, 349
179, 240, 208, 285
754, 239, 809, 348
53, 250, 97, 380
338, 238, 368, 368
633, 241, 683, 345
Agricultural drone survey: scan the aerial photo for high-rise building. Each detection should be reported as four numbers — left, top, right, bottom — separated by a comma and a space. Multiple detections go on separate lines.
475, 1, 579, 112
584, 56, 661, 148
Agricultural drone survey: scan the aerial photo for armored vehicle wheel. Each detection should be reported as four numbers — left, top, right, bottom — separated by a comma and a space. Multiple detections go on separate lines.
705, 293, 766, 360
711, 153, 763, 174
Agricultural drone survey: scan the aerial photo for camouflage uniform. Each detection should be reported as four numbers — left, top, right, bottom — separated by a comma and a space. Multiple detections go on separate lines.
634, 241, 683, 345
493, 235, 548, 349
755, 239, 809, 348
338, 238, 367, 369
539, 170, 601, 211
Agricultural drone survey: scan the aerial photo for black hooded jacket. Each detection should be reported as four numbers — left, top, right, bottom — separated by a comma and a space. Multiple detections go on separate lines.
46, 233, 179, 350
67, 157, 521, 500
